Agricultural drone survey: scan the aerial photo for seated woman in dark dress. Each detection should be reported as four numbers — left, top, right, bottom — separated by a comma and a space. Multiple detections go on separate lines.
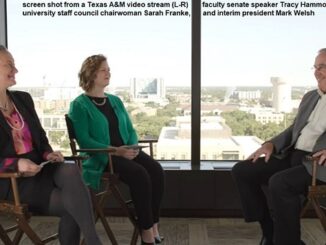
0, 45, 102, 245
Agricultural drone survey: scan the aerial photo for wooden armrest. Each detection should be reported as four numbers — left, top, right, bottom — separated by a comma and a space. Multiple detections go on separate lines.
138, 139, 157, 157
64, 156, 89, 161
305, 155, 319, 161
76, 147, 116, 154
0, 172, 21, 178
73, 149, 116, 174
139, 139, 158, 143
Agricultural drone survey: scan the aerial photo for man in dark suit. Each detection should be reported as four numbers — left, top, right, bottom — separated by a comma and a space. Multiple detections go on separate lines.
232, 48, 326, 245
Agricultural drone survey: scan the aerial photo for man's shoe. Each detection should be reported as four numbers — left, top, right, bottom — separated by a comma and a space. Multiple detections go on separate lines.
259, 236, 274, 245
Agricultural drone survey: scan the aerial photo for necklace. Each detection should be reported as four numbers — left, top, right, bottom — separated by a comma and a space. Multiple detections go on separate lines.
5, 103, 25, 131
0, 100, 8, 112
92, 98, 106, 106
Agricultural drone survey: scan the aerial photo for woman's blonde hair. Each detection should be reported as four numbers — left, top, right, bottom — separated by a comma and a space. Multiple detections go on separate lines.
79, 54, 107, 92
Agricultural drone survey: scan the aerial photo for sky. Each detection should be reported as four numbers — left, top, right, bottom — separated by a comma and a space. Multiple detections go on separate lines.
6, 0, 326, 88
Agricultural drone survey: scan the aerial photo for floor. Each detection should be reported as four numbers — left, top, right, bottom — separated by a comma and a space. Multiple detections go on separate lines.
0, 216, 325, 244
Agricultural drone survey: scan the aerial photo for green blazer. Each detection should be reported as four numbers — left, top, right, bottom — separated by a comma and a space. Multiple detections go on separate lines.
68, 93, 138, 189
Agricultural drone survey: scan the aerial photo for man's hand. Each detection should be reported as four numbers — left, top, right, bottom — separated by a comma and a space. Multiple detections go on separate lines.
18, 158, 41, 177
114, 146, 139, 160
312, 150, 326, 166
46, 151, 64, 162
247, 142, 274, 163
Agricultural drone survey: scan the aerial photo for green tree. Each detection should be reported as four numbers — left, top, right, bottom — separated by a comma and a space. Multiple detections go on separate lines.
221, 110, 258, 135
133, 114, 172, 139
115, 91, 131, 102
48, 131, 65, 145
145, 101, 160, 108
221, 110, 289, 141
257, 123, 284, 140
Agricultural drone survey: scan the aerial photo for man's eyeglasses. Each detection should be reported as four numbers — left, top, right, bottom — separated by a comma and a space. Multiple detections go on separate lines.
312, 63, 326, 71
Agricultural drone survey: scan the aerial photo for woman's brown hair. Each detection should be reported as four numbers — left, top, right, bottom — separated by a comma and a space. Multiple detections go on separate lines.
79, 54, 107, 92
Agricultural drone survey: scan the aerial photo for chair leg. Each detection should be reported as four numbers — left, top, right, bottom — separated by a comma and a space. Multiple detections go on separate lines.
300, 199, 311, 217
109, 184, 140, 245
90, 191, 118, 245
0, 224, 12, 245
110, 184, 138, 226
130, 226, 139, 245
15, 215, 44, 245
311, 198, 326, 231
12, 229, 24, 245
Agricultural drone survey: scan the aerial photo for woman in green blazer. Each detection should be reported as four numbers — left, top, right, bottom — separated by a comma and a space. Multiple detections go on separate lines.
69, 54, 165, 245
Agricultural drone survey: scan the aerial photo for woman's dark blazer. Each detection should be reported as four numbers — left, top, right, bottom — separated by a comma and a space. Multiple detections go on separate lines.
0, 90, 53, 199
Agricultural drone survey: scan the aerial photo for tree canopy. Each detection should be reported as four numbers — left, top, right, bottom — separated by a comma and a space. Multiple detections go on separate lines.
221, 110, 291, 141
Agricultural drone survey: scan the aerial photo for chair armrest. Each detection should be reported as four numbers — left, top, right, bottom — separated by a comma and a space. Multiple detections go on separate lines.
138, 139, 158, 157
73, 147, 116, 174
139, 139, 158, 144
76, 147, 116, 154
0, 172, 21, 178
305, 156, 319, 161
64, 156, 89, 161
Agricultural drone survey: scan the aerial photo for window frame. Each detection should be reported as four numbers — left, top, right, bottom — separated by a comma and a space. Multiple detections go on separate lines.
0, 0, 7, 47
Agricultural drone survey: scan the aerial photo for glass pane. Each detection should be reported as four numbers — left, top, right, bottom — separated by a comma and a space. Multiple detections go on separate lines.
201, 0, 326, 163
7, 1, 191, 160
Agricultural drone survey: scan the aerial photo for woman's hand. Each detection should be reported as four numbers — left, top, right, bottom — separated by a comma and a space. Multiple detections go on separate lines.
114, 146, 139, 160
18, 158, 42, 177
247, 142, 274, 163
46, 151, 64, 162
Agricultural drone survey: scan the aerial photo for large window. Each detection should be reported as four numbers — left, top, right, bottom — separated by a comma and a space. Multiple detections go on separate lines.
4, 0, 326, 167
201, 0, 326, 162
6, 0, 191, 160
